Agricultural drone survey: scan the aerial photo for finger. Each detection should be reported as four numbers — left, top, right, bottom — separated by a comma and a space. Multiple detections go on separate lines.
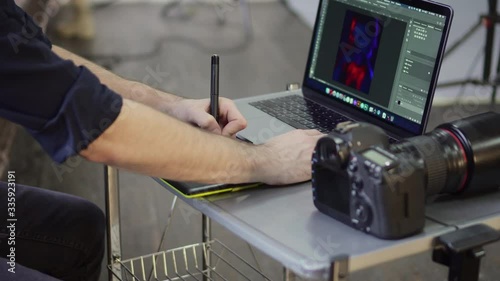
193, 112, 222, 134
210, 126, 223, 134
220, 99, 247, 135
302, 129, 323, 136
219, 99, 246, 122
222, 121, 246, 137
222, 119, 247, 136
222, 115, 247, 132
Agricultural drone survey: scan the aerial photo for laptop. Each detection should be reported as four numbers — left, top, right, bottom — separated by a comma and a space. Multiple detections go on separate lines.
236, 0, 453, 145
158, 0, 453, 198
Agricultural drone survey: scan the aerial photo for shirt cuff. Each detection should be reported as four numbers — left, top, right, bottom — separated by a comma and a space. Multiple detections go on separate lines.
29, 66, 123, 163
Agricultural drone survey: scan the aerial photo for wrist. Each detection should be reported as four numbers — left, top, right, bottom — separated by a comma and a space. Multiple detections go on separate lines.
246, 144, 275, 184
150, 88, 184, 115
126, 81, 183, 113
159, 97, 183, 116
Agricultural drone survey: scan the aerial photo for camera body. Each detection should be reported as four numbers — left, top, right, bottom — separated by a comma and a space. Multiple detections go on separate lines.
312, 112, 500, 239
312, 122, 426, 239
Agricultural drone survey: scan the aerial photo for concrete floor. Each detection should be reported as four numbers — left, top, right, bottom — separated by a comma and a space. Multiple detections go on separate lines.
3, 1, 500, 281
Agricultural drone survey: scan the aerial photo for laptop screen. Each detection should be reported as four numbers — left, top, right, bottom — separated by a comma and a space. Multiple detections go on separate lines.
304, 0, 451, 135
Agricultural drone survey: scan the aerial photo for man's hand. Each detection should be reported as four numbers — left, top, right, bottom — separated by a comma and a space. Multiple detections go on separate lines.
255, 129, 325, 185
167, 98, 247, 137
53, 46, 247, 136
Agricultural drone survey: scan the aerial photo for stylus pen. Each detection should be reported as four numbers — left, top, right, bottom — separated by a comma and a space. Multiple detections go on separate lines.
210, 54, 220, 123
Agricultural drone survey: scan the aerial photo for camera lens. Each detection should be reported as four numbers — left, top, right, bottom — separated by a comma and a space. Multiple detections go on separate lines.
438, 112, 500, 192
392, 112, 500, 195
392, 130, 466, 195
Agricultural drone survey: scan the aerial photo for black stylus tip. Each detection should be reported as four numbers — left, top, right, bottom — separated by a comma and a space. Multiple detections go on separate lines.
212, 54, 219, 65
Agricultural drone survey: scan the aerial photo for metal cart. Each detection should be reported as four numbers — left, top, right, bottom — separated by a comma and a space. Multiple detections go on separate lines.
103, 161, 500, 281
104, 166, 272, 281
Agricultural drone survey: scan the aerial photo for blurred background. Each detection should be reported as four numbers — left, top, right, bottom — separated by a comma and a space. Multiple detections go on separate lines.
2, 0, 500, 280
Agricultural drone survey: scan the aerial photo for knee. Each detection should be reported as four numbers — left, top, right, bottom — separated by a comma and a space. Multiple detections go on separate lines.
67, 198, 106, 254
53, 198, 105, 281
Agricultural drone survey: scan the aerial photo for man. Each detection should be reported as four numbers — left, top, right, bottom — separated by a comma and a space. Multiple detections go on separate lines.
0, 0, 322, 280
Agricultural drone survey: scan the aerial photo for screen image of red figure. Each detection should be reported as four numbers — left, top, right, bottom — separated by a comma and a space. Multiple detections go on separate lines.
333, 11, 383, 95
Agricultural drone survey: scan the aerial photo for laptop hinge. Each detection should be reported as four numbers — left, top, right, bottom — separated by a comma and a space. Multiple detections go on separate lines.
302, 87, 416, 139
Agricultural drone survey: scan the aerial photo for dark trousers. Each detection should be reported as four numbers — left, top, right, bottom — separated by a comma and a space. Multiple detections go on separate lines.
0, 182, 105, 281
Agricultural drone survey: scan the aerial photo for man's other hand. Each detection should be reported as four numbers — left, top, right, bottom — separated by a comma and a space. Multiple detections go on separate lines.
255, 130, 325, 185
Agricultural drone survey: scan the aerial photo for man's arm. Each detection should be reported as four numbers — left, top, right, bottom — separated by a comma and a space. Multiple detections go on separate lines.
81, 98, 322, 185
52, 46, 182, 113
52, 46, 322, 185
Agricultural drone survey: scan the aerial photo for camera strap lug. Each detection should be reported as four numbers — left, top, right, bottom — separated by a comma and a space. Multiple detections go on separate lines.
432, 224, 500, 281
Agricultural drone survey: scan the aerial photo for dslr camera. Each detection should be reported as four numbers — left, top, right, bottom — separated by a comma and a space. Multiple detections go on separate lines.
312, 112, 500, 239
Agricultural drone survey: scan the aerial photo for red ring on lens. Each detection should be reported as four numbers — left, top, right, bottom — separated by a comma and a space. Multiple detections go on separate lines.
442, 129, 468, 192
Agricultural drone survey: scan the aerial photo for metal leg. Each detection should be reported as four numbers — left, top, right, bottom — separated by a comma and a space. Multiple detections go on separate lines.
484, 0, 499, 81
492, 85, 498, 110
284, 257, 349, 281
283, 268, 296, 281
491, 5, 500, 110
147, 196, 178, 281
246, 243, 263, 273
105, 166, 122, 281
202, 215, 212, 281
329, 258, 349, 281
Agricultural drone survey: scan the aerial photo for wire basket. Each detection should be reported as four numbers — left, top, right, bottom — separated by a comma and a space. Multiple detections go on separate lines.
109, 239, 272, 281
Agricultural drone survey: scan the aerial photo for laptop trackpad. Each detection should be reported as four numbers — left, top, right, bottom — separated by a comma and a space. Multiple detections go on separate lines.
237, 116, 295, 144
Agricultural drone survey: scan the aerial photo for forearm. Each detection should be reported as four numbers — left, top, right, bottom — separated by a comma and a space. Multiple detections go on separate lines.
80, 99, 267, 184
52, 45, 182, 112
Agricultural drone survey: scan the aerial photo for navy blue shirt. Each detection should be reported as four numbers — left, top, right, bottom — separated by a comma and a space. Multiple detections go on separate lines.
0, 0, 123, 163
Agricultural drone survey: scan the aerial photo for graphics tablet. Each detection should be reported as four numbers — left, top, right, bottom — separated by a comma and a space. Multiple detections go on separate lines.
154, 178, 262, 198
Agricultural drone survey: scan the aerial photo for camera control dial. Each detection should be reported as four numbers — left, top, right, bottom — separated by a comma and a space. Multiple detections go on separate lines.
351, 199, 372, 231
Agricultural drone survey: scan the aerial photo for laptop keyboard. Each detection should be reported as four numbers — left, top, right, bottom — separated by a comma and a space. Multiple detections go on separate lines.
250, 95, 400, 143
249, 95, 351, 133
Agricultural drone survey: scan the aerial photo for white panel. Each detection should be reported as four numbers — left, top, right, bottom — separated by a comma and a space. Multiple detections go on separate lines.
284, 0, 319, 28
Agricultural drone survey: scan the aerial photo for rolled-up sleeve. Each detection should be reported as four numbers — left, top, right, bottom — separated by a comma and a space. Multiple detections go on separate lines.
0, 1, 123, 163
